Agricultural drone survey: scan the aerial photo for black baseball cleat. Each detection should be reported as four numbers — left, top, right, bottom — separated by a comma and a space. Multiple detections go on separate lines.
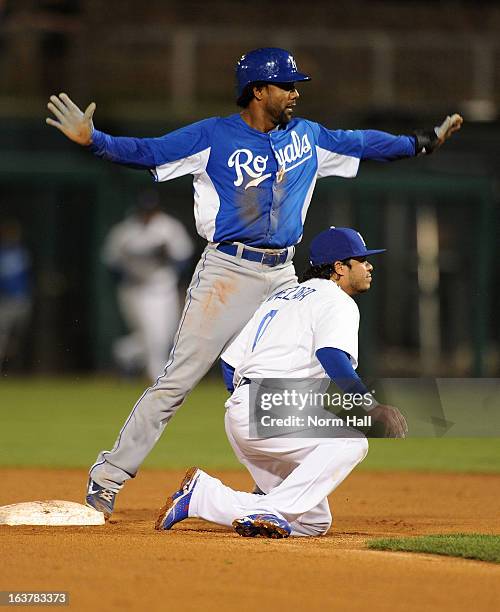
85, 478, 117, 519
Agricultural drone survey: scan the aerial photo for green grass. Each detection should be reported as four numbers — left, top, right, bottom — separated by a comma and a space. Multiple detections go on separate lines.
359, 438, 500, 473
0, 377, 499, 471
0, 377, 237, 469
367, 534, 500, 564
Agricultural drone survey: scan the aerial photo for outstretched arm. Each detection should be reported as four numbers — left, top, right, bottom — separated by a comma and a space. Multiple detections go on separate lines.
45, 93, 158, 168
361, 113, 464, 161
46, 93, 95, 146
46, 93, 216, 174
316, 113, 464, 176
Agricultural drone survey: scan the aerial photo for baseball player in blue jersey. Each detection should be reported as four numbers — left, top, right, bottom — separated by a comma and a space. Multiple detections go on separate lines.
45, 47, 462, 517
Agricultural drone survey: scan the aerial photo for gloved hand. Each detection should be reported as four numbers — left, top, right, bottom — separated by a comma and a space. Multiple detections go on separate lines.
435, 113, 463, 142
46, 93, 96, 146
414, 113, 463, 155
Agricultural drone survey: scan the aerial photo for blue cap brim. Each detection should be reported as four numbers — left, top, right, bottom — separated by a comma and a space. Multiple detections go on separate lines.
343, 249, 386, 259
310, 248, 386, 265
362, 249, 386, 256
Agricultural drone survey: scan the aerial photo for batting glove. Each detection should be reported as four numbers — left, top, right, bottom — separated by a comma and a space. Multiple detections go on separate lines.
414, 113, 463, 155
46, 93, 96, 146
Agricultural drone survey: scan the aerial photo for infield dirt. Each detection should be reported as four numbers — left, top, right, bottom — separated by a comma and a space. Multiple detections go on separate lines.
1, 468, 499, 611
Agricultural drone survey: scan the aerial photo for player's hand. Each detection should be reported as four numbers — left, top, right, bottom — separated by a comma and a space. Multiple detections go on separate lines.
414, 113, 463, 155
434, 113, 463, 145
370, 404, 408, 438
46, 93, 96, 146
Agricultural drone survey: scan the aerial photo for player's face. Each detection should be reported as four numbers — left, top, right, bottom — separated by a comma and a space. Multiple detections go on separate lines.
341, 257, 374, 295
263, 83, 300, 125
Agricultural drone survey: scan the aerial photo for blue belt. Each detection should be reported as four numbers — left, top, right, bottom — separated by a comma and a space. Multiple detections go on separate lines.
217, 243, 290, 267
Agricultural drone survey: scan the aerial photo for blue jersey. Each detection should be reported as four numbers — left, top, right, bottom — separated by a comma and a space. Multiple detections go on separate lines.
90, 114, 415, 248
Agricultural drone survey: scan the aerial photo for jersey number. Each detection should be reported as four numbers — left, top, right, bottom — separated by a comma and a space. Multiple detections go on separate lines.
252, 309, 278, 351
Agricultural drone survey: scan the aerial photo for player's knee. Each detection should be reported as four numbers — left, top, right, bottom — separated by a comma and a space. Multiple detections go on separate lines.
310, 509, 333, 536
352, 436, 369, 463
316, 517, 332, 536
294, 519, 332, 537
293, 508, 333, 537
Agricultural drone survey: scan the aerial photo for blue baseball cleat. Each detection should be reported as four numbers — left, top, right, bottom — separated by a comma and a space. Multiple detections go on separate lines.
85, 478, 117, 519
232, 514, 291, 539
155, 467, 201, 531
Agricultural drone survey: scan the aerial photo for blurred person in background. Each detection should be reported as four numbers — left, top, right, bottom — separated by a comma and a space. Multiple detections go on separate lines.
102, 191, 194, 382
0, 219, 32, 373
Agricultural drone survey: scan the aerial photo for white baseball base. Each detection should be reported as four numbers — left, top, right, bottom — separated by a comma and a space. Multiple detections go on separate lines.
0, 500, 105, 526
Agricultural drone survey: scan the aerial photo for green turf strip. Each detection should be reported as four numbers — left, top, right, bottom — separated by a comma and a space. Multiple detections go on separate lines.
367, 534, 500, 564
1, 377, 500, 471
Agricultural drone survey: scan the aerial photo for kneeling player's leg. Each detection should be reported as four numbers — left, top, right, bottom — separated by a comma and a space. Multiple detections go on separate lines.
186, 437, 365, 534
289, 498, 332, 537
187, 426, 367, 534
224, 409, 290, 494
227, 387, 368, 514
260, 436, 369, 523
187, 470, 281, 528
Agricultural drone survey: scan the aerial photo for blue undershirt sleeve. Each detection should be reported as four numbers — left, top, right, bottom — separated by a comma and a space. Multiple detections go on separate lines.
220, 359, 236, 393
316, 347, 370, 395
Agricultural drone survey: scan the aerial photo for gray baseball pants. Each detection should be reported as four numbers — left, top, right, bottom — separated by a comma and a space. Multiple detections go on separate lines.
90, 243, 297, 490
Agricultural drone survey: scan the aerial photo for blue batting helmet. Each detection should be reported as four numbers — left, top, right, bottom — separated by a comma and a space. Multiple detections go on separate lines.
236, 47, 311, 100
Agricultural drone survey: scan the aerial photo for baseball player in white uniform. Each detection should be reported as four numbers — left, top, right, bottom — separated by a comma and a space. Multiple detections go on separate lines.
45, 47, 459, 518
102, 191, 194, 381
154, 227, 407, 538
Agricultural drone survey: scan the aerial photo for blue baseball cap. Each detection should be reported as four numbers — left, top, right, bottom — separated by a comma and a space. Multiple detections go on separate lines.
309, 227, 386, 266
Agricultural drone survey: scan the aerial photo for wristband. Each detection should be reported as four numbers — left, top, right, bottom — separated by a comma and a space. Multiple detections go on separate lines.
413, 128, 439, 155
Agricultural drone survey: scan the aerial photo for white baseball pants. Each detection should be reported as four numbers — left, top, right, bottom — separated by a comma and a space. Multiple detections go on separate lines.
188, 384, 369, 536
